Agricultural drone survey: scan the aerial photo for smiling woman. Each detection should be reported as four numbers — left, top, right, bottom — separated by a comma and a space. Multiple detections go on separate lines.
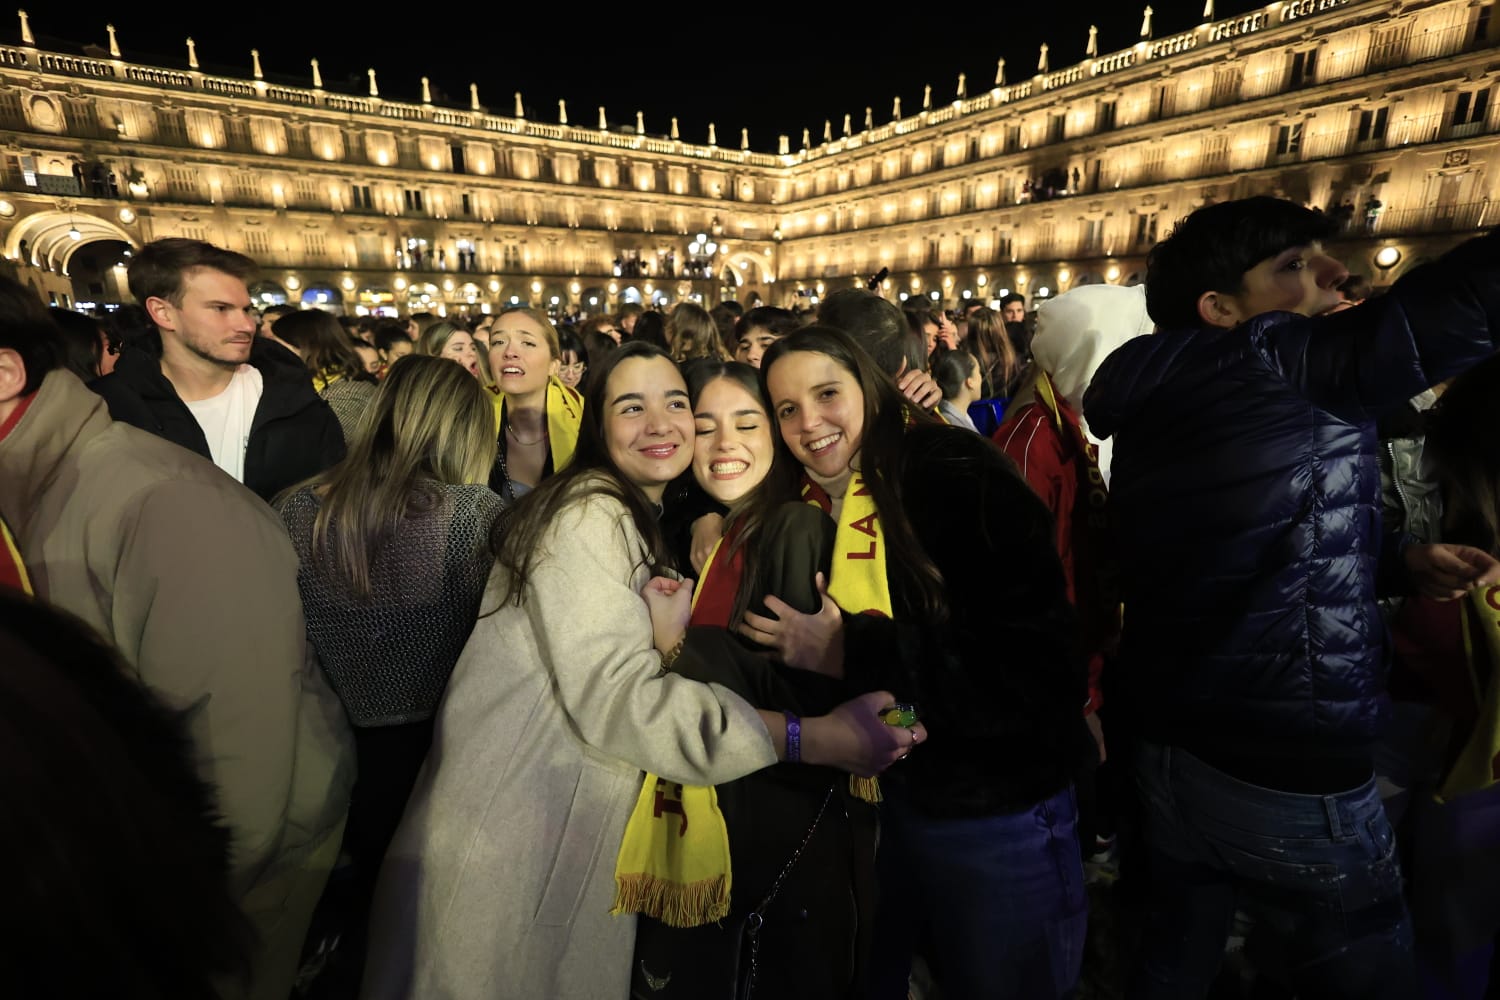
363, 341, 915, 999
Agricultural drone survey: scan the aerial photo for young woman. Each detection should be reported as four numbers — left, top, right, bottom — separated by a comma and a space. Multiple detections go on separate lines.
486, 307, 583, 504
362, 342, 916, 1000
632, 359, 882, 999
555, 327, 587, 389
668, 301, 728, 364
415, 320, 482, 381
274, 309, 378, 444
751, 325, 1090, 1000
276, 355, 503, 994
964, 306, 1021, 399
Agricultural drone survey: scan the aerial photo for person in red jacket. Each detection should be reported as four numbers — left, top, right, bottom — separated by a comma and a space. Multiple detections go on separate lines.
994, 283, 1152, 759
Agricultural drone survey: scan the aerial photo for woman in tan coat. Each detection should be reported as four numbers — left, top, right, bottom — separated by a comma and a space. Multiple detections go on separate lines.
362, 342, 915, 1000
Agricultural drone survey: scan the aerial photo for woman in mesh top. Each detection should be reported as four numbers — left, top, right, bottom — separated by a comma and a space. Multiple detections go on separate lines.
275, 354, 503, 992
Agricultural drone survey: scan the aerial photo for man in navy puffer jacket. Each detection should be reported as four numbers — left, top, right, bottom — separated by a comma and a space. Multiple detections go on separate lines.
1084, 197, 1500, 1000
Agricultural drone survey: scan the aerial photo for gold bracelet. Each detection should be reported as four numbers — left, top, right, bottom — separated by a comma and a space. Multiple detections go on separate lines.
660, 635, 686, 671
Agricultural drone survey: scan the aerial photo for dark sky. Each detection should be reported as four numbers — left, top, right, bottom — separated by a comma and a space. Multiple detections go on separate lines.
43, 1, 1261, 153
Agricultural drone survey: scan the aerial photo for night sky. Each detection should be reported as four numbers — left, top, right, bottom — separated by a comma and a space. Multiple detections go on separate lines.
40, 1, 1263, 153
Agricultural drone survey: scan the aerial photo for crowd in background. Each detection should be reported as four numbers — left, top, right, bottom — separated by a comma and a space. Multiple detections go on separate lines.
2, 199, 1500, 1000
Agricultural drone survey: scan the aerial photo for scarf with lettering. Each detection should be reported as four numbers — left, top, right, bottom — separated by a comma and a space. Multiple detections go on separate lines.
1438, 584, 1500, 802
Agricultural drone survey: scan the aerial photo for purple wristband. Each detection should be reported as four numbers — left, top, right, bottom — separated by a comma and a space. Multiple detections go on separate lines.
783, 711, 802, 764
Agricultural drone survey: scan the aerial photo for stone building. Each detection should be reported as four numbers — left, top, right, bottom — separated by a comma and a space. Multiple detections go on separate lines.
0, 0, 1493, 316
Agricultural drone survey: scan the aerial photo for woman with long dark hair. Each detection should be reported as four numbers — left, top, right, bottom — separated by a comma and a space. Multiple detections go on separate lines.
746, 325, 1090, 999
363, 342, 917, 1000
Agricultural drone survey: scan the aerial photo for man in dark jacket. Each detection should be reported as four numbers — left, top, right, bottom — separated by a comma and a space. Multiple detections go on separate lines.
1083, 197, 1500, 1000
92, 238, 344, 502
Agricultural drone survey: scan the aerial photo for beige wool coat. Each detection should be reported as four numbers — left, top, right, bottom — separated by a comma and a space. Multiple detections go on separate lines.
0, 371, 355, 999
363, 484, 776, 1000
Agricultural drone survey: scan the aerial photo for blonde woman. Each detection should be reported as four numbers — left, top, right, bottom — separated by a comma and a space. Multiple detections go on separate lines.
668, 301, 728, 364
486, 307, 584, 504
275, 355, 504, 994
415, 320, 483, 381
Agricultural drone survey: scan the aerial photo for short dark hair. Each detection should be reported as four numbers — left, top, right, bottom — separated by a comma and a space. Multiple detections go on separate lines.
372, 319, 412, 353
47, 307, 106, 382
616, 302, 645, 321
818, 288, 915, 378
998, 292, 1026, 310
735, 306, 800, 341
126, 238, 257, 309
0, 275, 63, 392
1145, 196, 1340, 330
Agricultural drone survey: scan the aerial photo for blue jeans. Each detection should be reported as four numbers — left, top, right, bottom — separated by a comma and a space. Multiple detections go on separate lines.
1130, 742, 1416, 1000
869, 783, 1087, 1000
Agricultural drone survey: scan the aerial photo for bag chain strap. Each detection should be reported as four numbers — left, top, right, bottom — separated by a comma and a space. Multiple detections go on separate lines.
740, 783, 837, 999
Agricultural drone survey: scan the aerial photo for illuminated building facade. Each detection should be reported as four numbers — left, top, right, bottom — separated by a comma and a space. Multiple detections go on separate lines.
0, 0, 1494, 316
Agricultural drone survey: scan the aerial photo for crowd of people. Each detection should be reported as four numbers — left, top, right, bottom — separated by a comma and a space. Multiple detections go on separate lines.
1, 196, 1498, 1000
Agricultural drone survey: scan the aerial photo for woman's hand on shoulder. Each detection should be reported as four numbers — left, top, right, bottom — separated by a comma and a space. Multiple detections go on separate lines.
738, 572, 844, 678
641, 575, 695, 656
803, 690, 927, 777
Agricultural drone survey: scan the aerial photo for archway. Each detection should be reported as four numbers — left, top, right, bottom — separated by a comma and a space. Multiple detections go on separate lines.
5, 209, 139, 279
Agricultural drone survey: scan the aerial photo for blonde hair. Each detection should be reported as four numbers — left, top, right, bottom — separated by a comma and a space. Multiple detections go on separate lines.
295, 354, 496, 598
668, 302, 726, 363
494, 307, 562, 360
414, 319, 470, 358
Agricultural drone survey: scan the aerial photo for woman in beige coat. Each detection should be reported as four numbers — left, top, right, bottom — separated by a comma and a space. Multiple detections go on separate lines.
362, 342, 917, 1000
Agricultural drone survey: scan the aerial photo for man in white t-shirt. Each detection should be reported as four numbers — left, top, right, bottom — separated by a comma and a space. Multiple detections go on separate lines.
93, 239, 344, 501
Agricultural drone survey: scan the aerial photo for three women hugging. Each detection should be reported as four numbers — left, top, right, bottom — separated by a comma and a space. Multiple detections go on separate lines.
361, 324, 1090, 1000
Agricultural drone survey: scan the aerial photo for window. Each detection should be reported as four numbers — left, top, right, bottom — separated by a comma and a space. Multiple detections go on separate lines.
1290, 49, 1318, 89
1081, 218, 1105, 253
0, 91, 21, 127
1473, 3, 1493, 49
1134, 212, 1159, 247
244, 230, 270, 257
351, 184, 372, 210
234, 174, 260, 203
1452, 88, 1491, 134
1047, 113, 1066, 144
1097, 101, 1117, 133
167, 167, 199, 198
1005, 125, 1022, 152
1211, 65, 1244, 108
1152, 84, 1176, 120
403, 188, 424, 213
303, 233, 327, 260
1356, 107, 1389, 144
451, 143, 466, 175
295, 178, 319, 207
461, 193, 472, 216
181, 226, 206, 242
158, 110, 186, 144
1275, 122, 1304, 156
7, 154, 38, 188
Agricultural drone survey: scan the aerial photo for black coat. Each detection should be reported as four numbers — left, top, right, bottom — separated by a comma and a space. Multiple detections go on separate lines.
843, 422, 1090, 819
91, 338, 345, 502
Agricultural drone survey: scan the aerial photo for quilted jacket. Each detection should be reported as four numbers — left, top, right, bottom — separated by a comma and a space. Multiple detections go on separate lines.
1083, 229, 1500, 761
